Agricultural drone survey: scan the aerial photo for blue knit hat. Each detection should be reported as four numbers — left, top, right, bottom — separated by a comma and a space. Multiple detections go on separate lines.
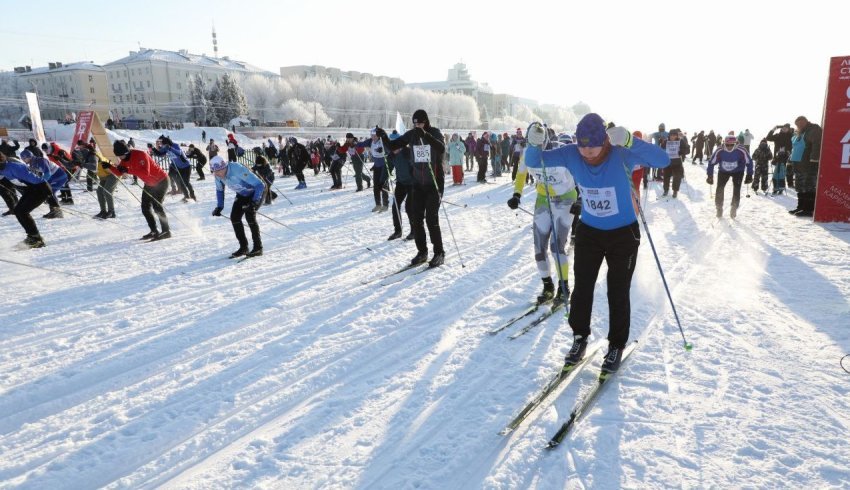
575, 113, 607, 147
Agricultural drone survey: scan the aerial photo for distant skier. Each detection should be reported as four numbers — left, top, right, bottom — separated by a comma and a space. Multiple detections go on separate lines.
210, 156, 265, 258
286, 137, 310, 190
707, 134, 753, 219
103, 140, 171, 240
386, 131, 414, 241
751, 140, 773, 194
152, 136, 195, 202
660, 129, 688, 198
356, 129, 390, 210
524, 114, 669, 374
186, 144, 207, 180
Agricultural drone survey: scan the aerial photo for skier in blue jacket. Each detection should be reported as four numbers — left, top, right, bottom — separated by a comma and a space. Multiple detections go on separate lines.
524, 113, 669, 374
21, 148, 68, 219
0, 152, 52, 247
210, 156, 265, 258
152, 136, 196, 202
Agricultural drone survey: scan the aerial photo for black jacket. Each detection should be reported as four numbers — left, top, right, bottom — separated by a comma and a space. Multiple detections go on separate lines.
766, 128, 793, 154
385, 126, 446, 190
0, 140, 20, 158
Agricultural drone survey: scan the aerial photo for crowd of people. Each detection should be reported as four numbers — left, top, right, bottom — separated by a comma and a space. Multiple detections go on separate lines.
0, 110, 825, 374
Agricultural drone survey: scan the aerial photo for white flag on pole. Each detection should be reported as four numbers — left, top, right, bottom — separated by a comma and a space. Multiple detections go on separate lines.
395, 112, 406, 135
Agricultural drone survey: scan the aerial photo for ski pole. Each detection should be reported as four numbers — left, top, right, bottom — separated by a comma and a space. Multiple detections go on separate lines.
626, 164, 692, 351
0, 256, 82, 277
427, 154, 465, 268
256, 210, 324, 248
515, 205, 534, 217
441, 199, 467, 209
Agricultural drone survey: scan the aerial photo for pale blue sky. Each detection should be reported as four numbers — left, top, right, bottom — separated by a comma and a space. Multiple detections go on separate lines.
2, 0, 847, 137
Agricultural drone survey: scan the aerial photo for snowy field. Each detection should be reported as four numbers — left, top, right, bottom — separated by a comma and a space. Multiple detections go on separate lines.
1, 147, 849, 489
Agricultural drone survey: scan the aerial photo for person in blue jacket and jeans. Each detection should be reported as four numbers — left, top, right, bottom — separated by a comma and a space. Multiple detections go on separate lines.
210, 156, 265, 258
524, 113, 669, 374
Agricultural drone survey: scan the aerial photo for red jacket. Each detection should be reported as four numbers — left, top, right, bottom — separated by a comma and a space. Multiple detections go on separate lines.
109, 149, 168, 186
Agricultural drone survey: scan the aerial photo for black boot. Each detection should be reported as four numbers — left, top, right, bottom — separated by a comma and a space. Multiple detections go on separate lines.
387, 230, 402, 241
428, 251, 445, 268
140, 230, 159, 240
152, 230, 171, 240
410, 251, 428, 266
230, 246, 248, 258
536, 277, 554, 304
552, 283, 570, 307
564, 335, 589, 366
600, 345, 624, 376
246, 245, 263, 257
23, 234, 46, 248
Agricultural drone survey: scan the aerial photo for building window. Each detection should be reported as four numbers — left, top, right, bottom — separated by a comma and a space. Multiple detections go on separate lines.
146, 80, 150, 88
88, 75, 93, 82
90, 87, 94, 94
177, 82, 181, 90
70, 87, 74, 95
125, 83, 128, 90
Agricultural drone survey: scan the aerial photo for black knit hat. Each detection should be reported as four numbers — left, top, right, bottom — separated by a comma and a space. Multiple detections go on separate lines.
345, 132, 355, 139
412, 109, 429, 125
113, 140, 129, 157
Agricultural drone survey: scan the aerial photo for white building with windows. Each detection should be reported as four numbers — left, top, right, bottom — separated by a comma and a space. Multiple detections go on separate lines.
280, 65, 405, 91
104, 48, 276, 122
13, 62, 108, 122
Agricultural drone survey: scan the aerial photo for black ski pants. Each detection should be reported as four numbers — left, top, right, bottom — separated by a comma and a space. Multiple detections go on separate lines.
14, 182, 50, 236
715, 172, 744, 212
568, 221, 640, 349
141, 179, 170, 234
408, 184, 444, 255
231, 194, 262, 249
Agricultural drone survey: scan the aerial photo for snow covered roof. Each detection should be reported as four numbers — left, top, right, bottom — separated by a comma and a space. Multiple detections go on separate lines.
104, 48, 276, 76
16, 61, 104, 75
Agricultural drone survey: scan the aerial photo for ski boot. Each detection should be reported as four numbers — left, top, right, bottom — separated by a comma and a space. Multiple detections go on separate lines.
552, 284, 570, 308
537, 277, 554, 304
23, 234, 46, 249
564, 335, 588, 367
428, 251, 445, 268
230, 246, 248, 258
43, 207, 64, 219
600, 345, 623, 376
387, 230, 402, 241
246, 246, 263, 257
152, 230, 171, 241
410, 250, 428, 266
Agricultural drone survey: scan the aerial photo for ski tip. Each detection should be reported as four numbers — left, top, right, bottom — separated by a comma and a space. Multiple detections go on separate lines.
545, 441, 559, 450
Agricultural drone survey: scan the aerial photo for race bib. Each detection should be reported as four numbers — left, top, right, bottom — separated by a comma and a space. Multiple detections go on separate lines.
721, 160, 738, 172
579, 185, 619, 218
413, 144, 431, 163
531, 166, 575, 196
665, 140, 681, 158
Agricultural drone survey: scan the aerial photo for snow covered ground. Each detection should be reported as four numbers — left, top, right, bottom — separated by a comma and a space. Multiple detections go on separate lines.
1, 153, 849, 489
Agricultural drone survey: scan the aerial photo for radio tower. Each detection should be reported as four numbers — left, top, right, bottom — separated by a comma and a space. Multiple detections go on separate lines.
212, 24, 219, 58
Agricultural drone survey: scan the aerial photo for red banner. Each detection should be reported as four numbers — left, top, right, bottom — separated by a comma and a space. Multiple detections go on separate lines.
814, 56, 850, 222
69, 110, 94, 150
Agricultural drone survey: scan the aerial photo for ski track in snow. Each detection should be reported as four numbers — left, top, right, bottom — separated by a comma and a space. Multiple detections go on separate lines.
1, 152, 849, 489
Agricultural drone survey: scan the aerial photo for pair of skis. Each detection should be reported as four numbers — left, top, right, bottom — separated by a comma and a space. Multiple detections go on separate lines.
500, 341, 638, 449
360, 261, 438, 286
488, 300, 567, 339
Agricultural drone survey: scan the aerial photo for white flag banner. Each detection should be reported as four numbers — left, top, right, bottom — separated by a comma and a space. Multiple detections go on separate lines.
25, 92, 46, 144
395, 112, 406, 135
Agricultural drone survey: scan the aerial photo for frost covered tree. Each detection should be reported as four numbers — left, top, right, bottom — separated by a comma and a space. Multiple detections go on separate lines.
208, 73, 247, 125
241, 75, 276, 123
188, 74, 208, 124
279, 99, 332, 127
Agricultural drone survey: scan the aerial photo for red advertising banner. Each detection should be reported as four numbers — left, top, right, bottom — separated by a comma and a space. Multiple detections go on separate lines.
69, 110, 94, 150
814, 56, 850, 222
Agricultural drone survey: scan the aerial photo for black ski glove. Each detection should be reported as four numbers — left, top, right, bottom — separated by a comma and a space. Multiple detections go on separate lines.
744, 174, 753, 184
507, 193, 521, 209
116, 164, 129, 173
706, 175, 714, 185
212, 207, 222, 216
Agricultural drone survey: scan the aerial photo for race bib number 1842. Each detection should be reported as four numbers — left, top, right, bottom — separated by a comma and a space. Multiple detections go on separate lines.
579, 185, 619, 218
